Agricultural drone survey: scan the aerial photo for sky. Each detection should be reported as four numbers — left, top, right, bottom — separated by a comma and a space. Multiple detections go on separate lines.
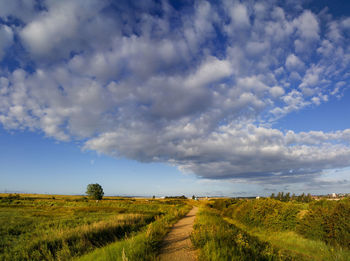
1, 0, 350, 197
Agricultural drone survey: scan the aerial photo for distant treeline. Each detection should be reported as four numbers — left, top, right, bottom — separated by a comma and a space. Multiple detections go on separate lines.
270, 192, 313, 202
164, 195, 187, 199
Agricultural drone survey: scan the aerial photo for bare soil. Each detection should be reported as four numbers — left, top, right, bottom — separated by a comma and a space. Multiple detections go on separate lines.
158, 206, 198, 261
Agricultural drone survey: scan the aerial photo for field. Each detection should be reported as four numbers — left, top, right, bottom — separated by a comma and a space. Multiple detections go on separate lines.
191, 197, 350, 260
2, 193, 349, 260
0, 193, 191, 261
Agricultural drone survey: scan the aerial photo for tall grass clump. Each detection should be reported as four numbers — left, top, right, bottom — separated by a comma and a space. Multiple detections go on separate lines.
191, 207, 305, 261
78, 204, 192, 261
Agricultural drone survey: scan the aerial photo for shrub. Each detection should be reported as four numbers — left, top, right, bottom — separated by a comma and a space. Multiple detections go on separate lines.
215, 198, 302, 231
297, 199, 350, 248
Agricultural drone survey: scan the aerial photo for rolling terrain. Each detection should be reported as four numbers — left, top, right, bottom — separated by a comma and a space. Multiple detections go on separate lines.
1, 193, 349, 260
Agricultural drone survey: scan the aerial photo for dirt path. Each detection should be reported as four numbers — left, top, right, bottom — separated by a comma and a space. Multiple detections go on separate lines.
158, 206, 199, 261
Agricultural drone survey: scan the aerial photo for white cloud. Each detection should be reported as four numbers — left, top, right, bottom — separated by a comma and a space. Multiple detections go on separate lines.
270, 90, 310, 118
0, 25, 13, 60
293, 10, 320, 53
229, 3, 250, 28
342, 18, 350, 29
183, 1, 216, 52
85, 124, 350, 182
293, 10, 319, 40
20, 0, 108, 60
1, 1, 350, 186
185, 57, 232, 88
237, 76, 268, 93
299, 65, 324, 95
269, 86, 285, 98
246, 41, 269, 56
20, 1, 79, 58
0, 0, 37, 23
285, 54, 305, 71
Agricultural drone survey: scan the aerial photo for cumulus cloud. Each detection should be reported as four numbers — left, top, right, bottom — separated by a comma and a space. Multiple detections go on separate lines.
293, 10, 320, 53
227, 2, 250, 28
0, 25, 14, 60
85, 124, 350, 182
1, 0, 350, 186
269, 86, 285, 98
20, 0, 108, 61
0, 0, 37, 23
293, 10, 320, 41
285, 54, 304, 71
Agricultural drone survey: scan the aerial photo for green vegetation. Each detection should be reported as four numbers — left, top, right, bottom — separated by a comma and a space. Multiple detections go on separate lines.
78, 203, 191, 261
191, 197, 350, 260
0, 193, 191, 260
270, 192, 312, 203
164, 195, 187, 199
217, 198, 350, 248
86, 183, 104, 200
2, 193, 348, 260
297, 199, 350, 248
191, 207, 306, 260
222, 198, 304, 230
225, 218, 350, 261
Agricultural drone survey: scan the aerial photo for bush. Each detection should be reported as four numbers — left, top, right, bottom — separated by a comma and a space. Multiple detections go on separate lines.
297, 199, 350, 248
7, 194, 20, 200
213, 198, 302, 231
210, 198, 238, 211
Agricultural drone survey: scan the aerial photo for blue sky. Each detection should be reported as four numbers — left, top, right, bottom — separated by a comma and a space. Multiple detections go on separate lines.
0, 0, 350, 197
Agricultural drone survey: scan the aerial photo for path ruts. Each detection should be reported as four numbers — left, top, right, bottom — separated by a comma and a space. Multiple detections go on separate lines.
158, 206, 198, 261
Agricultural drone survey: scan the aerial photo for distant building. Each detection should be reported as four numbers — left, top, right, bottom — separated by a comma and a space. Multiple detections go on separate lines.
256, 196, 260, 199
332, 193, 336, 198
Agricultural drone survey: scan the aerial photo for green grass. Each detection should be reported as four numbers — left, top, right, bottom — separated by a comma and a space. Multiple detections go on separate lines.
0, 194, 191, 260
224, 217, 350, 261
220, 198, 306, 231
195, 198, 350, 261
77, 204, 192, 261
215, 198, 350, 249
191, 206, 306, 261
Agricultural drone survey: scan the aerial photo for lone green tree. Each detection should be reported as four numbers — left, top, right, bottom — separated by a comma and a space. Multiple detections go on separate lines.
86, 183, 104, 200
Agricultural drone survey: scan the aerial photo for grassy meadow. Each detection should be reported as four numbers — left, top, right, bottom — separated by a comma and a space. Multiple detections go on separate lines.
2, 193, 349, 261
191, 197, 350, 261
0, 193, 191, 261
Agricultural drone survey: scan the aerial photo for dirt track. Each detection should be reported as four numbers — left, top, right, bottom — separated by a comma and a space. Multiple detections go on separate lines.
158, 206, 198, 261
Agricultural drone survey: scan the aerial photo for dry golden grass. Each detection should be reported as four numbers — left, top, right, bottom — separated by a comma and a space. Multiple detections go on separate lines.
0, 194, 190, 260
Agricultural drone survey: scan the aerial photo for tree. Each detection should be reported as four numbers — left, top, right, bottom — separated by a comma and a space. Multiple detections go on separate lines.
192, 195, 196, 200
86, 183, 104, 200
291, 193, 296, 201
306, 193, 312, 202
299, 193, 306, 202
277, 192, 283, 201
284, 192, 290, 202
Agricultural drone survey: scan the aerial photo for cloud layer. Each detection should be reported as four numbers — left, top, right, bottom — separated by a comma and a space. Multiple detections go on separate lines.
0, 0, 350, 185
